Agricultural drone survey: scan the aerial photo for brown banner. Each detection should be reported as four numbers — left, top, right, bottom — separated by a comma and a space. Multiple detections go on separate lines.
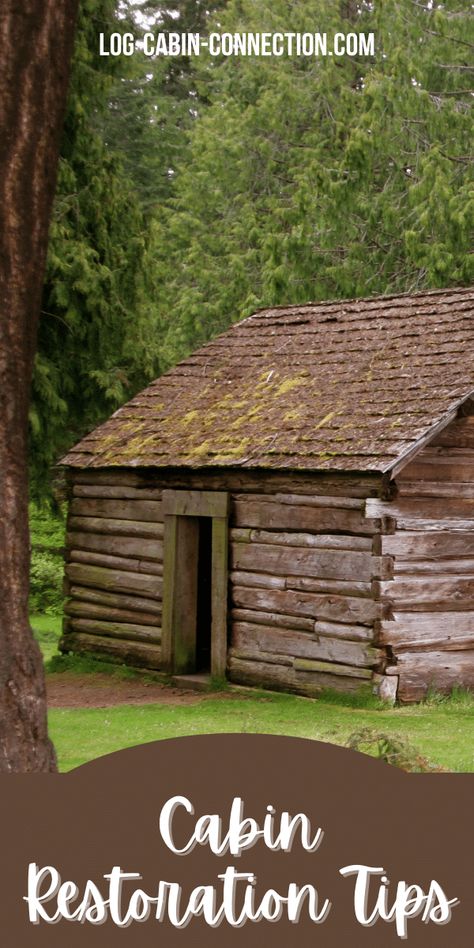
0, 735, 472, 945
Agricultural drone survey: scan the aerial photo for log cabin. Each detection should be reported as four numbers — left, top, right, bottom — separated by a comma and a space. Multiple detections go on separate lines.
60, 285, 474, 703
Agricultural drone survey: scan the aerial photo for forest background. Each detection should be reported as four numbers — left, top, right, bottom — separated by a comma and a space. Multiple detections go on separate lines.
30, 0, 472, 613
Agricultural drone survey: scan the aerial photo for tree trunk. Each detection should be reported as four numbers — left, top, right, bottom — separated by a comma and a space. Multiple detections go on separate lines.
0, 1, 79, 771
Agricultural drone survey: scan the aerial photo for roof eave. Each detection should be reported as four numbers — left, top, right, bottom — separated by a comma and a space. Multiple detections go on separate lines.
382, 390, 474, 480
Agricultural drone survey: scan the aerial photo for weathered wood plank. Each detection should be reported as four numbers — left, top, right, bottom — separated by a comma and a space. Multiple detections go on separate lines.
60, 631, 163, 670
67, 530, 163, 561
69, 585, 162, 616
368, 497, 474, 521
231, 585, 385, 625
73, 484, 163, 500
314, 620, 375, 643
230, 528, 373, 552
211, 516, 229, 677
65, 563, 162, 598
162, 489, 229, 518
233, 500, 384, 535
71, 497, 163, 523
293, 657, 373, 679
69, 617, 161, 644
230, 608, 315, 633
398, 460, 474, 483
230, 570, 286, 590
380, 618, 474, 652
65, 599, 161, 627
387, 650, 474, 702
232, 622, 381, 668
228, 657, 372, 697
162, 515, 199, 674
231, 543, 391, 582
431, 417, 474, 449
286, 576, 373, 597
68, 516, 163, 539
394, 559, 474, 577
234, 493, 365, 510
381, 575, 474, 610
70, 550, 162, 576
230, 570, 372, 597
71, 468, 381, 497
397, 481, 474, 499
383, 531, 474, 558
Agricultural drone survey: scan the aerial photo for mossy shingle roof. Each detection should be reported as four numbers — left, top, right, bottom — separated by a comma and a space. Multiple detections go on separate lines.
62, 286, 474, 473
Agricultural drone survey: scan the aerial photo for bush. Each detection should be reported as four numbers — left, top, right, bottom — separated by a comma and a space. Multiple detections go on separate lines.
346, 728, 446, 773
29, 549, 64, 614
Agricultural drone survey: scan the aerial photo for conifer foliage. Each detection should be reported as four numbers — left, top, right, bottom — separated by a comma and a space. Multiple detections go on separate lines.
31, 0, 159, 495
155, 0, 473, 364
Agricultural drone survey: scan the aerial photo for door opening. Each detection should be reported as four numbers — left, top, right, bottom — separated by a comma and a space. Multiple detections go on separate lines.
196, 517, 212, 672
161, 490, 229, 680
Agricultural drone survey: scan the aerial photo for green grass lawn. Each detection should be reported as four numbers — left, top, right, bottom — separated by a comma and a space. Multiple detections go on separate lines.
30, 613, 474, 774
31, 613, 63, 664
48, 690, 474, 774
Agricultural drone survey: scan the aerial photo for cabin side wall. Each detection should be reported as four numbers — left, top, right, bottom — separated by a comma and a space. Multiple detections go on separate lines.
376, 414, 474, 702
62, 468, 393, 698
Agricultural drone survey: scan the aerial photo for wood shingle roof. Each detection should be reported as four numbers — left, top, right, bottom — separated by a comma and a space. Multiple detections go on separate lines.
62, 286, 474, 474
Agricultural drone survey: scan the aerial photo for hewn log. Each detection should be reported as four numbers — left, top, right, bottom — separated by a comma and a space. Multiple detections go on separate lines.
230, 608, 315, 632
231, 543, 391, 582
230, 528, 373, 552
397, 481, 474, 499
230, 571, 286, 590
387, 650, 474, 702
381, 575, 474, 611
381, 612, 474, 651
60, 631, 163, 670
234, 492, 365, 510
368, 497, 474, 522
68, 617, 161, 644
65, 599, 161, 627
69, 585, 162, 616
70, 550, 162, 575
211, 516, 229, 677
228, 647, 292, 668
232, 622, 380, 668
431, 417, 474, 449
233, 500, 385, 535
228, 657, 372, 697
67, 530, 163, 561
71, 468, 382, 497
286, 576, 373, 597
231, 585, 385, 625
162, 489, 229, 518
398, 459, 474, 484
383, 531, 474, 558
73, 484, 163, 500
70, 497, 163, 523
68, 516, 163, 539
65, 563, 162, 598
293, 657, 373, 679
314, 620, 375, 643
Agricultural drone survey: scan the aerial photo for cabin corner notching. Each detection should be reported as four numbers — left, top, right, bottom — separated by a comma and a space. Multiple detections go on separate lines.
60, 286, 474, 703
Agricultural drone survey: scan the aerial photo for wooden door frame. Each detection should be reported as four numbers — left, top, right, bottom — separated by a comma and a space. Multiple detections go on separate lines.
161, 489, 229, 676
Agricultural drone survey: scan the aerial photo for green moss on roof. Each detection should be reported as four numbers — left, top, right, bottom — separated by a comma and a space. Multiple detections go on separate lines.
60, 286, 474, 473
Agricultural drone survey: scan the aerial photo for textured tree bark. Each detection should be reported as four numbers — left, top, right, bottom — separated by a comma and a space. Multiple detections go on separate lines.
0, 0, 79, 771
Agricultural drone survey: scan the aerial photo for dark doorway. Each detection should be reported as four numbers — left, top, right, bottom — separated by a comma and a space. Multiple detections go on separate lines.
195, 517, 212, 672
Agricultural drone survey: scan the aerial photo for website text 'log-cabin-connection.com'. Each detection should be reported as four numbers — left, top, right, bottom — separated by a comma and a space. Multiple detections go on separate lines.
99, 31, 376, 59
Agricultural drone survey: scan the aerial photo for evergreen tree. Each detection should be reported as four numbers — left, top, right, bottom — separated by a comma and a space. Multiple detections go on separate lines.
154, 0, 473, 364
30, 0, 160, 496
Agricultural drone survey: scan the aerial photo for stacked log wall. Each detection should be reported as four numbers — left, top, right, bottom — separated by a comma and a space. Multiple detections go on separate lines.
62, 475, 164, 669
376, 414, 474, 702
226, 486, 394, 698
62, 468, 392, 696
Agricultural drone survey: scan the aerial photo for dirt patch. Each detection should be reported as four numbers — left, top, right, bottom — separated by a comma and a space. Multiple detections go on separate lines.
47, 673, 205, 709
